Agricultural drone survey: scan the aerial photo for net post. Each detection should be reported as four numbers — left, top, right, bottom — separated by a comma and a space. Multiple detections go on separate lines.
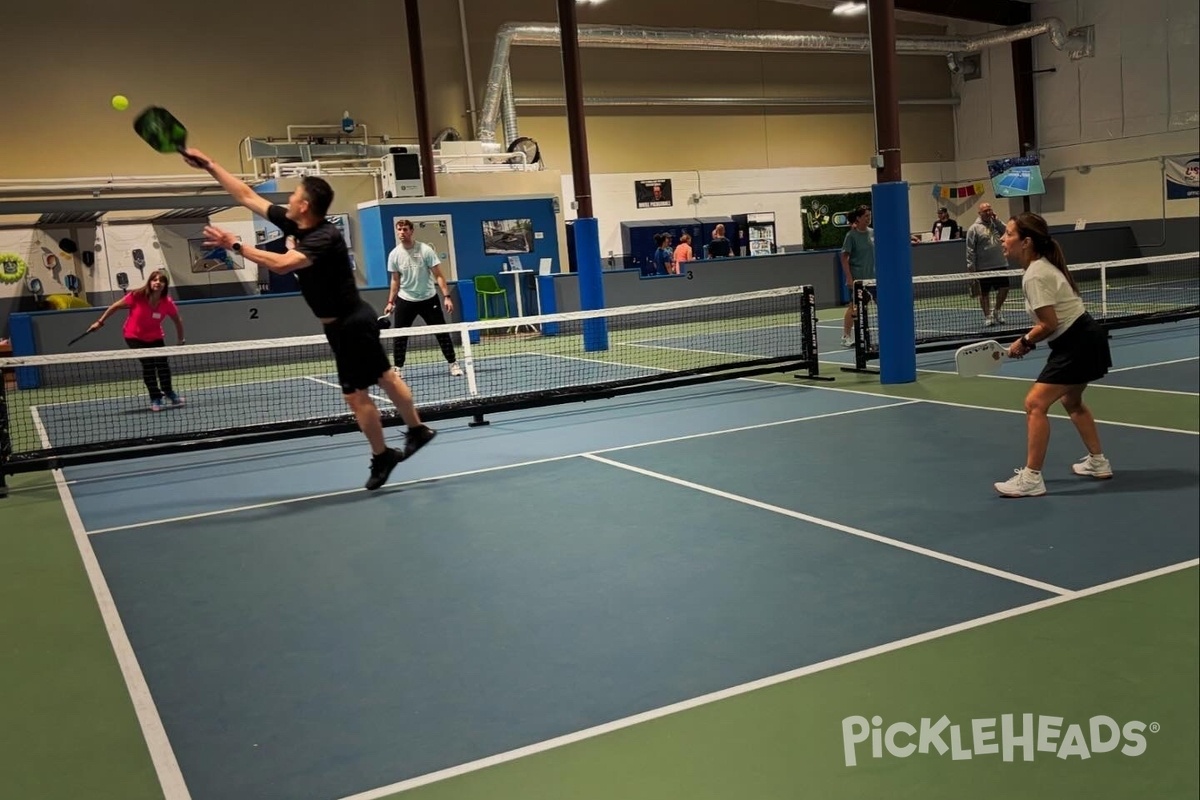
573, 217, 609, 352
841, 281, 877, 374
0, 375, 9, 498
795, 285, 834, 382
872, 181, 916, 384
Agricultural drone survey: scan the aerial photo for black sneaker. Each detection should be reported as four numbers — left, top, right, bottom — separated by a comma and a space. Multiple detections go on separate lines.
365, 447, 404, 491
403, 425, 437, 460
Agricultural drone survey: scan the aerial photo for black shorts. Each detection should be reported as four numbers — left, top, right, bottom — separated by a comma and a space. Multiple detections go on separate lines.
977, 271, 1011, 293
1037, 312, 1112, 385
323, 300, 392, 394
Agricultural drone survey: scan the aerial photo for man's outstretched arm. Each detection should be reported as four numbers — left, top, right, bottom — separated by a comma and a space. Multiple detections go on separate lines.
182, 148, 272, 218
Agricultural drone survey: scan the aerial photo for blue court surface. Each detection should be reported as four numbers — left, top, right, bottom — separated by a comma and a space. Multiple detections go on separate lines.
46, 310, 1198, 800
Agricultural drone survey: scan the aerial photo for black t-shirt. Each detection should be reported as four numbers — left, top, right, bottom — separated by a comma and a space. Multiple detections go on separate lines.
707, 236, 732, 258
266, 205, 359, 319
932, 219, 962, 240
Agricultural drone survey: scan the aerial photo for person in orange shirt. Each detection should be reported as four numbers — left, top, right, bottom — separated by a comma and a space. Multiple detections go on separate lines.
671, 233, 694, 275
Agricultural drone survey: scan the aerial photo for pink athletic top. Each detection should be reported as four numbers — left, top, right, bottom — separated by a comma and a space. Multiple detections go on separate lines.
121, 292, 178, 342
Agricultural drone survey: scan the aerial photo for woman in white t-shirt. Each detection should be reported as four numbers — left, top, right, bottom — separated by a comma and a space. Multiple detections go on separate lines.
993, 212, 1113, 498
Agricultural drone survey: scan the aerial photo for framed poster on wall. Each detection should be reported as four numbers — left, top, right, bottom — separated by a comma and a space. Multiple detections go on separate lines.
636, 179, 673, 209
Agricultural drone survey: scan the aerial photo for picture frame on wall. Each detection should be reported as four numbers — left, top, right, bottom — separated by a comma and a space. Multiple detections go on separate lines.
636, 179, 673, 209
482, 218, 534, 255
188, 239, 242, 273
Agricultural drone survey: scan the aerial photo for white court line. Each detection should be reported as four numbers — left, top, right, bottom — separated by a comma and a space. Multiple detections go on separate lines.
909, 366, 1200, 397
303, 375, 398, 406
28, 408, 193, 800
585, 453, 1069, 595
1108, 356, 1199, 373
333, 558, 1198, 800
85, 399, 914, 535
795, 364, 1200, 436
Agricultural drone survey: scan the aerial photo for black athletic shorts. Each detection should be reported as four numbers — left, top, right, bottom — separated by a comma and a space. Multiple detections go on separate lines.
323, 300, 392, 394
977, 269, 1012, 293
1037, 312, 1112, 386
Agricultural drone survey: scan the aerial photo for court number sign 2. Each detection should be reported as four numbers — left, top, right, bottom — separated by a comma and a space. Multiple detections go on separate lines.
249, 307, 259, 319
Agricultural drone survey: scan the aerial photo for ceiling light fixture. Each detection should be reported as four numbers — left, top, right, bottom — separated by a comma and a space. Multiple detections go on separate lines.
832, 1, 868, 15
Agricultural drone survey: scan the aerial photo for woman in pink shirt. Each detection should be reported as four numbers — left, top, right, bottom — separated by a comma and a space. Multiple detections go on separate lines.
89, 269, 186, 411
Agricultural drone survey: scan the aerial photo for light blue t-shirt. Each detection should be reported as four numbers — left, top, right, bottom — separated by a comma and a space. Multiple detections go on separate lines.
387, 241, 441, 301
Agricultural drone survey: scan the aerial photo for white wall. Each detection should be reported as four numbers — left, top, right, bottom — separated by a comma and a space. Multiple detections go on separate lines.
561, 162, 962, 258
951, 0, 1200, 226
0, 219, 259, 307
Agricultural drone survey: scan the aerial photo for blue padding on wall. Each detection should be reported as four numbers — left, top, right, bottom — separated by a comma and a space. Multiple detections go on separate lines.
537, 275, 558, 336
358, 204, 386, 287
459, 280, 481, 345
872, 182, 916, 384
574, 217, 608, 352
8, 313, 39, 389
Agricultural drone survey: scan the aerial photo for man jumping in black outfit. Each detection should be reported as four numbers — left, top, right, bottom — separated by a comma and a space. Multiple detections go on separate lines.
184, 147, 435, 490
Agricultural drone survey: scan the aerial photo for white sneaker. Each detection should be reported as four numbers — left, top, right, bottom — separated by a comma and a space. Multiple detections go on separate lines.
983, 316, 996, 327
1072, 454, 1113, 479
841, 335, 854, 348
994, 468, 1046, 497
449, 362, 463, 377
993, 310, 1005, 324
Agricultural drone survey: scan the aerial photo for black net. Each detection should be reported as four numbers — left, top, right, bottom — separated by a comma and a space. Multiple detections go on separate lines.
851, 252, 1199, 366
1, 286, 819, 474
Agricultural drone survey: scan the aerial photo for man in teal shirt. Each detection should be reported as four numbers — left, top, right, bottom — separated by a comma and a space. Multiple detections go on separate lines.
840, 207, 875, 347
383, 219, 462, 377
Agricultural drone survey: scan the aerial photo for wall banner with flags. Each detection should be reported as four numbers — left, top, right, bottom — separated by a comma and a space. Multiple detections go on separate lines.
1165, 155, 1199, 200
931, 181, 987, 200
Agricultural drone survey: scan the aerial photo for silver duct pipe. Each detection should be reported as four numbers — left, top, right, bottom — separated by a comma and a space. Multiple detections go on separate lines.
500, 67, 519, 148
513, 95, 959, 108
477, 20, 1088, 143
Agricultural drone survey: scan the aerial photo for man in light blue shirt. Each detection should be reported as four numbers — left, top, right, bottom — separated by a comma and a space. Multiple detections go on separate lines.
384, 219, 461, 377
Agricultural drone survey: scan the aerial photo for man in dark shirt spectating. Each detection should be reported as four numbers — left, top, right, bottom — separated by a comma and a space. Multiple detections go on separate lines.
183, 146, 435, 491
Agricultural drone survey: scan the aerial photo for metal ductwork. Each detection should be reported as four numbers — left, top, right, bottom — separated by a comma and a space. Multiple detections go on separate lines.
513, 96, 959, 108
478, 19, 1090, 145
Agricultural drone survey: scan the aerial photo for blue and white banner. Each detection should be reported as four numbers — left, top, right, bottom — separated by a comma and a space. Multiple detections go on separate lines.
1165, 155, 1199, 200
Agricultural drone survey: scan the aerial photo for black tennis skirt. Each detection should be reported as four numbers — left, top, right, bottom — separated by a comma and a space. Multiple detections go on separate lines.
1038, 312, 1112, 385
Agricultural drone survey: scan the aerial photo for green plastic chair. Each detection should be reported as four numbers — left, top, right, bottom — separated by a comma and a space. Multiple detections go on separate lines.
474, 274, 510, 321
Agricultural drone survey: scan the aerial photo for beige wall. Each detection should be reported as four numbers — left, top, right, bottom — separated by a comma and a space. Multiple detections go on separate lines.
0, 0, 955, 181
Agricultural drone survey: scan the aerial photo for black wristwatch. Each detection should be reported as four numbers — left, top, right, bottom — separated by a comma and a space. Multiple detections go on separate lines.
232, 241, 242, 253
1020, 335, 1034, 349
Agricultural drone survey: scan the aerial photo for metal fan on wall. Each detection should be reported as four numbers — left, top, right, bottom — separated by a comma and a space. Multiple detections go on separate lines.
507, 136, 541, 167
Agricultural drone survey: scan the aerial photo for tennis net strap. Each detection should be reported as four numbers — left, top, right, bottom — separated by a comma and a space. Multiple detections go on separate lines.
0, 285, 819, 473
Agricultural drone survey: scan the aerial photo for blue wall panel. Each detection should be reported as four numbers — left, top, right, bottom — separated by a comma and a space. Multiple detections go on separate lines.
358, 196, 560, 291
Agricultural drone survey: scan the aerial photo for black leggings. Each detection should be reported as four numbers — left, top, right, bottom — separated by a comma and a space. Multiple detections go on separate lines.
392, 296, 457, 368
125, 337, 173, 400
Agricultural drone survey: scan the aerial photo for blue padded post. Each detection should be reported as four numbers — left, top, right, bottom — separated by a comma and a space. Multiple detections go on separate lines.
871, 181, 916, 384
573, 217, 608, 351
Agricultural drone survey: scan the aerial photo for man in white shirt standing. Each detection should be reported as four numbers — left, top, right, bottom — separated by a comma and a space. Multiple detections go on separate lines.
384, 219, 463, 378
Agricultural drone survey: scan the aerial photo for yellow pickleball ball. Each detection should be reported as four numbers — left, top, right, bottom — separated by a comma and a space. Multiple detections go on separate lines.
111, 94, 129, 111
